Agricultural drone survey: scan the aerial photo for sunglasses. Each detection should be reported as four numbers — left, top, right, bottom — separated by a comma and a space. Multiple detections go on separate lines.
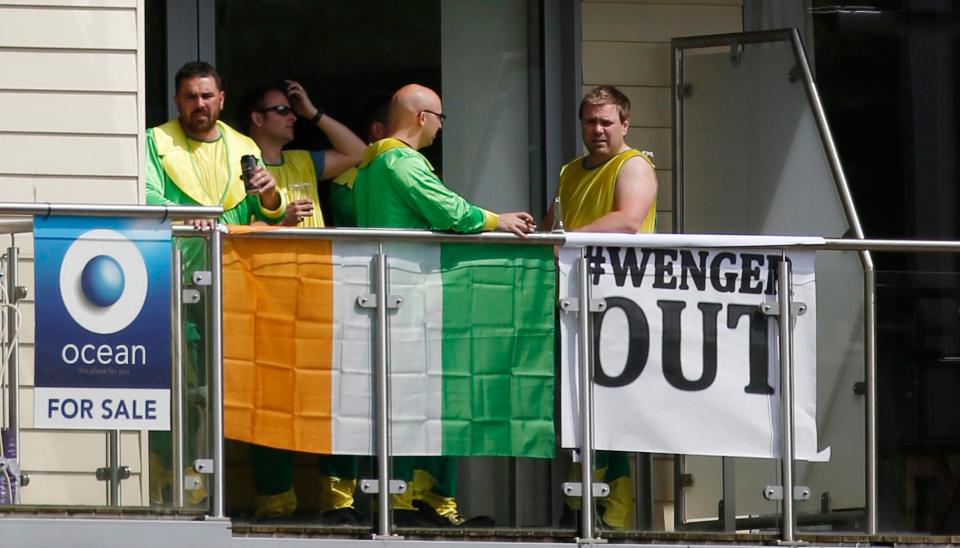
259, 104, 295, 116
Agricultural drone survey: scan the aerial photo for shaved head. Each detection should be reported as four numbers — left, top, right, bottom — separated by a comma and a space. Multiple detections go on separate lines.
386, 84, 444, 149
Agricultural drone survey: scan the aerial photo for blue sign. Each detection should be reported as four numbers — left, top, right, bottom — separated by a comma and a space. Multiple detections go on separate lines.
34, 216, 172, 430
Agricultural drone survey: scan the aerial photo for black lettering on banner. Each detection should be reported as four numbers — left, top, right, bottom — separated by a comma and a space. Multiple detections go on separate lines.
764, 255, 792, 296
658, 300, 719, 391
592, 297, 649, 388
727, 304, 775, 394
608, 247, 653, 288
678, 250, 708, 291
710, 252, 738, 293
586, 246, 607, 285
652, 249, 678, 289
739, 253, 765, 294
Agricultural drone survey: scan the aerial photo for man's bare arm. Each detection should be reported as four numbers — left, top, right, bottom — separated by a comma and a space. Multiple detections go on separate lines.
577, 156, 657, 233
317, 115, 366, 179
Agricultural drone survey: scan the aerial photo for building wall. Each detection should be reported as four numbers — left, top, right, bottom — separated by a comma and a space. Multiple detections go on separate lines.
581, 0, 742, 235
580, 0, 742, 528
0, 0, 147, 505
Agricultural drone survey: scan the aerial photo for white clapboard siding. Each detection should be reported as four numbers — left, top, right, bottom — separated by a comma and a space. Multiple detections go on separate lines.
0, 6, 137, 49
0, 0, 146, 507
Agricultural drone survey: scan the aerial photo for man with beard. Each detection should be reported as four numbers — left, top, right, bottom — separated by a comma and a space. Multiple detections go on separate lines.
544, 85, 657, 530
144, 61, 285, 506
146, 61, 284, 228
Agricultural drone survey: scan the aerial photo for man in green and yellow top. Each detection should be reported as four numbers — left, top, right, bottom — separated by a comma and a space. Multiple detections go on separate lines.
143, 61, 285, 507
545, 85, 658, 530
146, 61, 285, 229
354, 84, 534, 527
354, 84, 534, 236
242, 81, 366, 228
240, 81, 365, 523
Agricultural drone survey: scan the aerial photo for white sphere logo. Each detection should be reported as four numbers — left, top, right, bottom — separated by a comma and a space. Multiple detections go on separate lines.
59, 229, 148, 334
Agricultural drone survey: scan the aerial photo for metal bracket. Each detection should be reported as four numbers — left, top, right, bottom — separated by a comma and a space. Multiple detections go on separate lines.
191, 271, 212, 286
788, 64, 802, 83
677, 83, 693, 99
561, 481, 609, 498
12, 285, 26, 301
182, 288, 201, 304
359, 478, 407, 494
763, 485, 811, 501
19, 472, 29, 487
184, 475, 203, 491
759, 301, 807, 317
558, 298, 606, 313
730, 43, 743, 65
95, 466, 131, 482
193, 459, 214, 474
356, 294, 403, 309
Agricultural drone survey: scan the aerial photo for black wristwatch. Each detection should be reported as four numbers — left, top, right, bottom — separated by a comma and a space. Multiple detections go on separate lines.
309, 108, 325, 126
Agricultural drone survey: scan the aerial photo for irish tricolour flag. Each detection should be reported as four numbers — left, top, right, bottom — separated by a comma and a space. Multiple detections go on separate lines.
222, 229, 555, 458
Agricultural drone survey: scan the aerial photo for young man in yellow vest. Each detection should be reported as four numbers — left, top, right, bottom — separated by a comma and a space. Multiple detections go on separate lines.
545, 85, 658, 529
242, 81, 366, 228
144, 61, 287, 506
240, 82, 365, 523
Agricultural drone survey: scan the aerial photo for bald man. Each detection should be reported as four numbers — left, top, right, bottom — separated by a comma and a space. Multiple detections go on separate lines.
353, 84, 534, 235
353, 84, 525, 528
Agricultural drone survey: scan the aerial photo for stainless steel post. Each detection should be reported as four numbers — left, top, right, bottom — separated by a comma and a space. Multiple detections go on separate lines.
171, 241, 185, 508
108, 430, 120, 506
864, 266, 877, 534
209, 227, 225, 519
5, 245, 19, 504
374, 247, 393, 536
777, 257, 795, 542
577, 255, 596, 539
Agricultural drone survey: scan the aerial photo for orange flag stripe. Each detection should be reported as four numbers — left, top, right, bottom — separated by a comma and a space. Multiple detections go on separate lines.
222, 236, 334, 454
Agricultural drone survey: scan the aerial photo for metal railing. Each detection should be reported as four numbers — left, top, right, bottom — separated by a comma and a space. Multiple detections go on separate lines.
5, 207, 960, 541
672, 28, 878, 534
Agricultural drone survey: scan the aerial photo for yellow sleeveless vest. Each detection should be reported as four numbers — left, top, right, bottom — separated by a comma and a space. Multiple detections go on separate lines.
152, 119, 261, 211
557, 148, 657, 233
267, 150, 326, 228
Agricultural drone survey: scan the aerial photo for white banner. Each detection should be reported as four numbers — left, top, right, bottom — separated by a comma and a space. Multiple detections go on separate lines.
559, 240, 825, 460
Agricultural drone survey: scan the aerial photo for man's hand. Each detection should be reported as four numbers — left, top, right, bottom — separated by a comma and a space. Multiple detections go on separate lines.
285, 80, 318, 120
497, 211, 536, 237
190, 218, 216, 230
245, 165, 281, 210
281, 199, 315, 226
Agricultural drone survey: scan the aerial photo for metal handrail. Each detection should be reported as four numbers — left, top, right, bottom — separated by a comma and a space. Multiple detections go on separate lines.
0, 203, 222, 219
11, 207, 960, 536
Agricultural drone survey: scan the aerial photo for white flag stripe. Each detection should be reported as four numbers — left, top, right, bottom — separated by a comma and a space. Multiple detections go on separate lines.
331, 241, 377, 454
384, 242, 444, 455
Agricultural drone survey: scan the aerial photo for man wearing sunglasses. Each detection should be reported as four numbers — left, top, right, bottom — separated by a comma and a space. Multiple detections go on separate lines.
237, 81, 365, 523
241, 81, 365, 228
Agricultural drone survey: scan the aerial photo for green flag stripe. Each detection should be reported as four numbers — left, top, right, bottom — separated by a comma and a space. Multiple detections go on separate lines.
440, 243, 556, 458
